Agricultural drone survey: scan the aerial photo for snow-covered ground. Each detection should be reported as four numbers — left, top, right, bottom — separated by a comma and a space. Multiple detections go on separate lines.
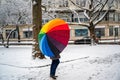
0, 44, 120, 80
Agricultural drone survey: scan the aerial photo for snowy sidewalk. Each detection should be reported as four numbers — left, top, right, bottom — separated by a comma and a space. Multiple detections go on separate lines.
0, 45, 120, 80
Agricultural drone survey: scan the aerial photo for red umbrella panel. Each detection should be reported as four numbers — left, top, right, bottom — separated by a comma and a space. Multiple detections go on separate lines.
38, 18, 70, 57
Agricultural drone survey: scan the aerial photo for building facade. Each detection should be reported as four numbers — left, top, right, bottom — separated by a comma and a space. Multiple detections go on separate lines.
42, 0, 120, 41
1, 0, 120, 42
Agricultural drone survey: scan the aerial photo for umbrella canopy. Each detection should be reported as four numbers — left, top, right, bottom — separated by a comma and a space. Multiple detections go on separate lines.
38, 18, 70, 57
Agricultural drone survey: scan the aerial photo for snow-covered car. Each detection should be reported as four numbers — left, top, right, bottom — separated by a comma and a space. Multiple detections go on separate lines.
74, 36, 91, 44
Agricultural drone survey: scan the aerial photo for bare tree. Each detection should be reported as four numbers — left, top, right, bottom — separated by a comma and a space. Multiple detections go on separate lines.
32, 0, 45, 59
0, 21, 6, 46
5, 25, 20, 48
0, 3, 8, 45
0, 0, 31, 48
68, 0, 114, 44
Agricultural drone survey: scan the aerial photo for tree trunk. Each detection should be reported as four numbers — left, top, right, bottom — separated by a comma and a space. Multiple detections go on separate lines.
88, 25, 97, 45
32, 0, 45, 59
0, 28, 4, 45
16, 25, 20, 42
0, 33, 4, 44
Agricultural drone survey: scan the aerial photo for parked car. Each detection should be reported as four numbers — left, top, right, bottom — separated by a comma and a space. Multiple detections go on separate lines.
74, 36, 91, 44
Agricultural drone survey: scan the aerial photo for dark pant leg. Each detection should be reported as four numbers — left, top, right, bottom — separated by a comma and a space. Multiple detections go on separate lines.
50, 59, 60, 76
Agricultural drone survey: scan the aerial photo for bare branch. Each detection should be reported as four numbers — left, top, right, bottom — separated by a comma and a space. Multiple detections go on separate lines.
92, 0, 104, 11
94, 0, 114, 25
92, 0, 108, 16
73, 11, 81, 23
108, 0, 114, 9
91, 7, 103, 22
94, 10, 108, 25
41, 5, 55, 19
91, 0, 109, 22
84, 10, 90, 20
68, 8, 81, 23
48, 14, 55, 19
68, 0, 90, 11
43, 11, 55, 19
41, 5, 46, 11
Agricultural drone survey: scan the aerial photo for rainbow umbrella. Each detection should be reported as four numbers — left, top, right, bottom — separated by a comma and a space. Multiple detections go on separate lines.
38, 18, 70, 57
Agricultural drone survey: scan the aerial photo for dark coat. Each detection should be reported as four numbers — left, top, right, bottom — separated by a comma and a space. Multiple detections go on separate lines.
50, 54, 61, 60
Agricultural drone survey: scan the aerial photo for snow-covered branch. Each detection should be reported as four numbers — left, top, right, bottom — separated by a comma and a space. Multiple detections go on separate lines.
84, 10, 90, 20
68, 0, 90, 11
94, 0, 114, 25
90, 0, 110, 23
41, 5, 46, 11
67, 7, 89, 27
94, 11, 108, 25
92, 0, 104, 11
0, 0, 32, 25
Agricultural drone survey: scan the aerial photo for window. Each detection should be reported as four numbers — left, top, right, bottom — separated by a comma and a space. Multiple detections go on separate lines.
75, 29, 88, 37
42, 19, 49, 24
84, 18, 88, 22
95, 28, 105, 37
114, 28, 118, 37
23, 31, 32, 38
59, 0, 68, 7
0, 34, 3, 41
64, 0, 68, 7
118, 14, 120, 21
75, 18, 78, 22
109, 26, 113, 36
42, 20, 44, 24
104, 13, 109, 21
80, 18, 84, 22
45, 19, 49, 23
109, 12, 115, 21
66, 18, 71, 22
6, 30, 18, 39
109, 26, 119, 37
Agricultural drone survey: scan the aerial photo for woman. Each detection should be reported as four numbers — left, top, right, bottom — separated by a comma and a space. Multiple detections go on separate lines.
50, 54, 60, 79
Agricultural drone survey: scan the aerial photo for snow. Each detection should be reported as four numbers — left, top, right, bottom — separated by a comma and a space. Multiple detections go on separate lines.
0, 44, 120, 80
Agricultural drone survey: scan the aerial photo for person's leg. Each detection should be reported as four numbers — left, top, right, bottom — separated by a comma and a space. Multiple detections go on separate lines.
50, 59, 60, 77
53, 59, 60, 76
50, 60, 55, 76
